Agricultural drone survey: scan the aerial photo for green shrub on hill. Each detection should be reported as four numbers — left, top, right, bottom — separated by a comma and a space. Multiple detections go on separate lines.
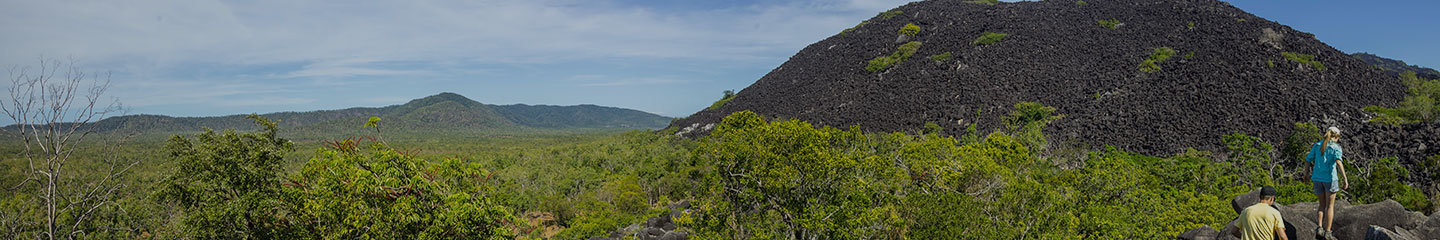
1281, 51, 1326, 71
155, 115, 297, 239
841, 21, 868, 35
866, 41, 924, 72
1097, 19, 1121, 29
899, 23, 921, 36
708, 90, 736, 110
968, 0, 1000, 5
972, 32, 1008, 46
878, 10, 903, 20
929, 51, 952, 62
1139, 47, 1176, 73
1366, 71, 1440, 124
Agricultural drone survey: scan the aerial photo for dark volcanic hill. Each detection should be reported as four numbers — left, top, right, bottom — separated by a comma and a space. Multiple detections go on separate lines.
83, 92, 671, 137
670, 0, 1409, 156
1352, 52, 1440, 80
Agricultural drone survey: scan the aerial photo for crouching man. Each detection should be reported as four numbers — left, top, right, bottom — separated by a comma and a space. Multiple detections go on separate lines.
1232, 186, 1287, 240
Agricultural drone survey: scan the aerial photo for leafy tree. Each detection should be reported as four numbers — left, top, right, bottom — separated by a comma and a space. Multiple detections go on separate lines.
155, 114, 296, 239
283, 120, 514, 239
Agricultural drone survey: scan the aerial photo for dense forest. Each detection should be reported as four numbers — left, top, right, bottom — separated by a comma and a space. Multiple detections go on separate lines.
2, 99, 1434, 239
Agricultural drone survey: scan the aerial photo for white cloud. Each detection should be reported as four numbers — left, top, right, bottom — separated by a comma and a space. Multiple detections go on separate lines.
0, 0, 916, 119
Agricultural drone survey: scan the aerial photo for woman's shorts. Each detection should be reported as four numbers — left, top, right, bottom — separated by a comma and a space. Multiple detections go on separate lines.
1313, 181, 1340, 195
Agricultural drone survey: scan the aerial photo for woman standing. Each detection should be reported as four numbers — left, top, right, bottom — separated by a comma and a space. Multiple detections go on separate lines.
1306, 126, 1349, 238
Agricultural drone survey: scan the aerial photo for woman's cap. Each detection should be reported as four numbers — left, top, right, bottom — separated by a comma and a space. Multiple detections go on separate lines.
1328, 126, 1342, 135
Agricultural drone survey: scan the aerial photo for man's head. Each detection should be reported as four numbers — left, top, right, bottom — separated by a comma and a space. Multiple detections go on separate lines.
1259, 186, 1278, 204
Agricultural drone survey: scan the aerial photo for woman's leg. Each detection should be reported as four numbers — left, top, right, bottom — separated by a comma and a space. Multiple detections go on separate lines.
1324, 191, 1337, 232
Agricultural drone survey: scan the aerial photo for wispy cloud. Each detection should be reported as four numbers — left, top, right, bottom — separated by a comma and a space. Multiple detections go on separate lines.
578, 77, 688, 87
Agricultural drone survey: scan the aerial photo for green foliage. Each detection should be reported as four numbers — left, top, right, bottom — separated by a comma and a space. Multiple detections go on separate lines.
1365, 71, 1440, 124
929, 51, 952, 62
841, 21, 868, 35
707, 90, 737, 110
156, 115, 516, 239
286, 139, 514, 239
155, 114, 297, 239
1268, 60, 1276, 68
967, 0, 1000, 5
1348, 157, 1434, 213
922, 121, 942, 135
1222, 133, 1277, 188
1281, 51, 1326, 71
1236, 18, 1246, 22
1097, 19, 1121, 29
899, 23, 921, 36
1139, 47, 1176, 73
688, 111, 908, 239
1185, 52, 1195, 59
878, 10, 903, 20
1003, 102, 1064, 150
866, 41, 924, 73
1282, 122, 1323, 169
972, 32, 1008, 46
1188, 21, 1196, 29
1076, 1, 1087, 5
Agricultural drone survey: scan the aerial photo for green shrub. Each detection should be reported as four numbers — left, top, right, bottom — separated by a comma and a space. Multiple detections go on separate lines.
1236, 18, 1246, 22
1097, 19, 1121, 29
1185, 52, 1195, 59
1281, 52, 1326, 71
1349, 157, 1434, 213
1281, 122, 1322, 166
1139, 47, 1176, 73
972, 32, 1008, 46
708, 90, 736, 110
1188, 21, 1196, 29
929, 51, 952, 62
967, 0, 999, 5
156, 115, 297, 239
899, 23, 921, 36
841, 21, 868, 35
922, 121, 942, 134
866, 41, 924, 72
878, 10, 903, 20
1076, 1, 1087, 5
1268, 60, 1275, 68
1366, 71, 1440, 124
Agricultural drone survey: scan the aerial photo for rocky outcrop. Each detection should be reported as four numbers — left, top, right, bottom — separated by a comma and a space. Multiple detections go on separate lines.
669, 0, 1406, 158
589, 200, 692, 240
1181, 188, 1440, 240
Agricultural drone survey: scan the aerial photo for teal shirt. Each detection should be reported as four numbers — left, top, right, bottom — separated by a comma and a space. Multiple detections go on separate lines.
1305, 141, 1342, 183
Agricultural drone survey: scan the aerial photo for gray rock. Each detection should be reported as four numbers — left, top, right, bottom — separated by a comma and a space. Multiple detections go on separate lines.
1333, 200, 1426, 240
659, 231, 690, 240
1177, 225, 1219, 240
1231, 188, 1262, 215
636, 227, 666, 240
1366, 225, 1421, 240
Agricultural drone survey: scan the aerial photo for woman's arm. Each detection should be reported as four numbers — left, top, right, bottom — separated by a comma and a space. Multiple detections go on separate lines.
1338, 160, 1349, 189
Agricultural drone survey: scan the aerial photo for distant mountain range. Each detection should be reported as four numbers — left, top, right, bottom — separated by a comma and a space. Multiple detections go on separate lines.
1352, 52, 1440, 80
82, 92, 671, 138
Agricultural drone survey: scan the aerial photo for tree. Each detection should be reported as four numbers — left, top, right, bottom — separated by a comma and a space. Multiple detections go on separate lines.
0, 58, 131, 239
154, 114, 296, 238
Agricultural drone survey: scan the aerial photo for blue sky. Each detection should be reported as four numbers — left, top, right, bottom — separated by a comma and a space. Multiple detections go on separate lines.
1, 0, 1436, 123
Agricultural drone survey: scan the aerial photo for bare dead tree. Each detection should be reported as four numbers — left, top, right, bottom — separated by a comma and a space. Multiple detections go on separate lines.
0, 58, 133, 239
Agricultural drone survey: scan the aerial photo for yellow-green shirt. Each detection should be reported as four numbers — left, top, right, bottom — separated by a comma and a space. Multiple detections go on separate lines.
1238, 203, 1284, 240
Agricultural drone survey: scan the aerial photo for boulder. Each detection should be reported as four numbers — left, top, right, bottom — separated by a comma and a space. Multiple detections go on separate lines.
1231, 188, 1263, 215
636, 227, 666, 240
1365, 225, 1421, 240
1332, 200, 1426, 240
659, 231, 690, 240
